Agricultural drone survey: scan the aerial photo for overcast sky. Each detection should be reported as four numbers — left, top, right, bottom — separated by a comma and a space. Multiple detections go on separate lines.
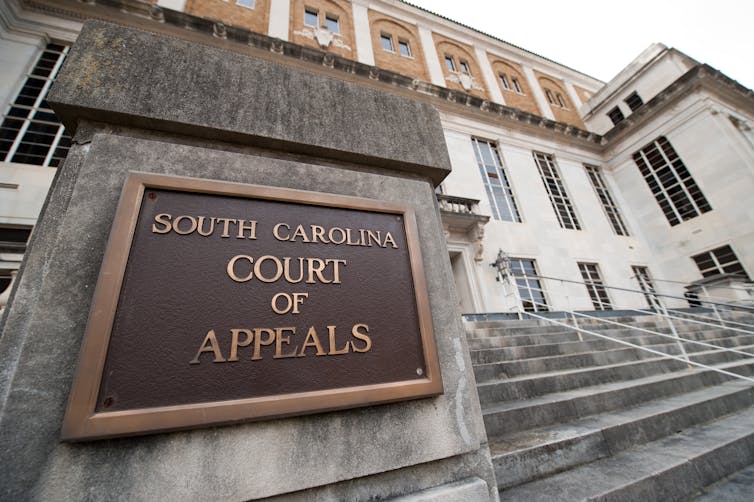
405, 0, 754, 90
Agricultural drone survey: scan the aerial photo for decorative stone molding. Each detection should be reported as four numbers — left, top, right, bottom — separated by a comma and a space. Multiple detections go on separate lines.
294, 26, 352, 51
446, 71, 484, 92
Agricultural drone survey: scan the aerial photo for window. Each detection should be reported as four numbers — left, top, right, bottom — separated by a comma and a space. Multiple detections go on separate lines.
459, 60, 470, 74
325, 15, 339, 33
380, 34, 394, 52
607, 106, 625, 125
444, 55, 456, 72
545, 89, 555, 104
624, 91, 643, 111
510, 259, 548, 312
236, 0, 255, 8
499, 73, 510, 90
556, 93, 567, 108
578, 262, 612, 310
691, 245, 749, 280
512, 78, 523, 94
632, 136, 712, 226
398, 40, 411, 57
472, 138, 521, 222
632, 265, 658, 308
584, 164, 629, 236
304, 8, 318, 27
533, 152, 581, 230
0, 44, 71, 167
0, 226, 31, 253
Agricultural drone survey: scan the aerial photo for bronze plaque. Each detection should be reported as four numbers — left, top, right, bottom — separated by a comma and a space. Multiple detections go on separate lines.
62, 172, 442, 440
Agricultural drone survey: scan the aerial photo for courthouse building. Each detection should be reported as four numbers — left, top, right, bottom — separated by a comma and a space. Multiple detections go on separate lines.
1, 0, 753, 313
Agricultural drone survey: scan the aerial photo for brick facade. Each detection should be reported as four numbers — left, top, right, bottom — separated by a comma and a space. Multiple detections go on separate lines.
368, 10, 429, 82
534, 70, 585, 127
432, 33, 488, 99
575, 85, 594, 104
290, 0, 356, 59
184, 0, 270, 35
487, 56, 541, 116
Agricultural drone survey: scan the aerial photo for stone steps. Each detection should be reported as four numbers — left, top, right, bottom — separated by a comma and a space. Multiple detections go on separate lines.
499, 406, 754, 501
466, 314, 754, 499
491, 381, 754, 490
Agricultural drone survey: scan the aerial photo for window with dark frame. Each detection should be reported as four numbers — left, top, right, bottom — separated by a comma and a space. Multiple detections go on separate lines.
584, 164, 629, 236
459, 60, 471, 74
325, 14, 339, 33
304, 8, 318, 26
512, 77, 523, 93
499, 73, 510, 90
532, 152, 581, 230
624, 91, 644, 111
510, 259, 548, 312
0, 44, 71, 167
691, 245, 750, 280
578, 262, 613, 310
472, 138, 521, 222
398, 40, 411, 57
236, 0, 255, 8
556, 93, 567, 108
607, 106, 625, 125
632, 136, 712, 226
444, 55, 456, 72
631, 265, 658, 308
545, 89, 556, 104
380, 33, 394, 52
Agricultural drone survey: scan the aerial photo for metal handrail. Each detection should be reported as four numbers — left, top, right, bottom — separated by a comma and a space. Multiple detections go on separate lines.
518, 296, 754, 359
522, 273, 754, 313
520, 309, 754, 384
645, 276, 754, 293
665, 308, 754, 330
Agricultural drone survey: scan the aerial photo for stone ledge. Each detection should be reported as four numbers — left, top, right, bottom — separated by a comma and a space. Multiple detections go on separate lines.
48, 20, 452, 185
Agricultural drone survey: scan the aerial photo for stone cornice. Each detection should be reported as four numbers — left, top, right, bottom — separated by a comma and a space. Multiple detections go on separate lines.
601, 65, 754, 147
14, 0, 605, 149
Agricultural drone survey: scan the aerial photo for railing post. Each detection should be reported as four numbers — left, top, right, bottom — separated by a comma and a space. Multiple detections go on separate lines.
562, 279, 582, 341
701, 285, 726, 328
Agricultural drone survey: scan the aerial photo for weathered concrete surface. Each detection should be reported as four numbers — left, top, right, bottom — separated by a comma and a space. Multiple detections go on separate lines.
0, 21, 496, 500
0, 130, 494, 500
48, 21, 452, 185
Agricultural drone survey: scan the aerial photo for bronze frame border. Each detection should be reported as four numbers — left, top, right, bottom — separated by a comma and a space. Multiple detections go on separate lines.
61, 172, 443, 441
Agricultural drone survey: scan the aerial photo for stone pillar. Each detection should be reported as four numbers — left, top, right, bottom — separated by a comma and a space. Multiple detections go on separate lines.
475, 46, 506, 106
351, 0, 375, 65
0, 21, 498, 501
418, 24, 445, 86
521, 64, 555, 120
268, 0, 291, 40
563, 80, 583, 109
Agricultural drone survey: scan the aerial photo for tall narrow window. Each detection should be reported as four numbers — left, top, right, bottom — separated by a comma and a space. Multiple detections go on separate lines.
0, 44, 71, 167
380, 34, 394, 52
578, 262, 612, 310
510, 258, 548, 312
472, 138, 521, 222
624, 91, 643, 111
512, 78, 523, 94
632, 265, 658, 308
459, 60, 470, 74
499, 73, 510, 90
304, 8, 318, 27
533, 152, 581, 230
444, 56, 456, 72
691, 245, 750, 280
632, 136, 711, 226
398, 40, 411, 57
584, 164, 629, 236
545, 89, 556, 104
556, 93, 567, 108
607, 106, 624, 125
325, 15, 339, 33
